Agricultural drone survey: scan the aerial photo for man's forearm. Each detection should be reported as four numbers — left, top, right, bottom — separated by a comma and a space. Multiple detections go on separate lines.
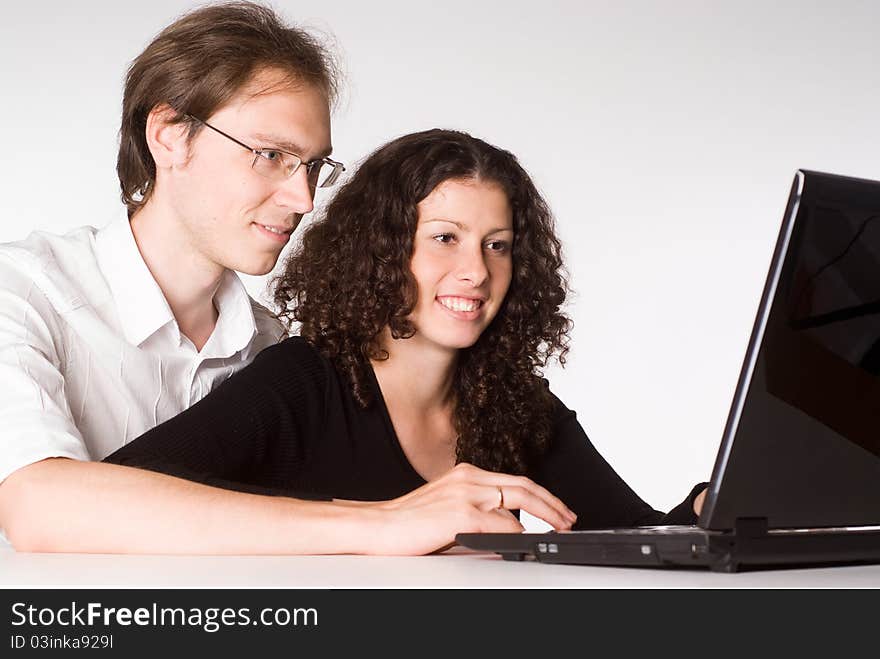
0, 458, 377, 555
0, 459, 574, 556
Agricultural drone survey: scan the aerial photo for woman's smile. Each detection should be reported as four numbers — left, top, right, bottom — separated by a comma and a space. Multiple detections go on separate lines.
435, 295, 485, 320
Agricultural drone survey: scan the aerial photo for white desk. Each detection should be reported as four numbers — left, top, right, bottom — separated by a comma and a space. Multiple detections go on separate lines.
2, 546, 878, 588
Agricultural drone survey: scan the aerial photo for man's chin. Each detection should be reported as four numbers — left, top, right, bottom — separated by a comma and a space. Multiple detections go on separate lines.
231, 256, 282, 277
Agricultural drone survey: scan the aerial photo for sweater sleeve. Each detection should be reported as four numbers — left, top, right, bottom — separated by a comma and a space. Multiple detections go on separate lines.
532, 392, 705, 529
103, 337, 331, 500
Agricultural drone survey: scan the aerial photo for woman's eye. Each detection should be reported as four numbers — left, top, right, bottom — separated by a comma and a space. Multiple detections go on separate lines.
485, 240, 510, 253
432, 233, 455, 244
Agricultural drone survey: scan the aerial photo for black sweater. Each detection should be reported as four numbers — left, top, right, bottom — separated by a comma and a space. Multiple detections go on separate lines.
105, 337, 703, 528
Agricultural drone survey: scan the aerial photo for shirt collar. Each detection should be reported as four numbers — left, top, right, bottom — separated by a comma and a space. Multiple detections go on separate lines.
95, 214, 258, 354
94, 214, 175, 347
202, 269, 258, 359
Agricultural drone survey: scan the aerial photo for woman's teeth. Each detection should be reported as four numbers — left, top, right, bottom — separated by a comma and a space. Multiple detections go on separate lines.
438, 296, 482, 312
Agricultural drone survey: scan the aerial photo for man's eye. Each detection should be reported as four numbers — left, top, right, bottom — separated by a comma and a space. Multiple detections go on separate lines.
259, 150, 283, 162
432, 233, 455, 244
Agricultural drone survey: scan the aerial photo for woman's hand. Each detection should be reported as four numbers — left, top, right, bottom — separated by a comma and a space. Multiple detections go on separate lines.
347, 463, 576, 555
693, 487, 707, 516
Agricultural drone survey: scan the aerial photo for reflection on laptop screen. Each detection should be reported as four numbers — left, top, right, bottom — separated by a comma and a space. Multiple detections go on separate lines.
774, 202, 880, 455
706, 172, 880, 530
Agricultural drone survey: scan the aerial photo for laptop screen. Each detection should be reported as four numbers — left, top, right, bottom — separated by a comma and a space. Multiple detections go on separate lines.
704, 171, 880, 530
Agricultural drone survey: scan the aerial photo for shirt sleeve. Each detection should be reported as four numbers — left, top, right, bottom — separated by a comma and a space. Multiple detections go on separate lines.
532, 390, 704, 529
0, 259, 90, 484
103, 337, 331, 500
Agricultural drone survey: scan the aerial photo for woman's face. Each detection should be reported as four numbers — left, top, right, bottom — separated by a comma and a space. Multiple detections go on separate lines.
408, 178, 514, 352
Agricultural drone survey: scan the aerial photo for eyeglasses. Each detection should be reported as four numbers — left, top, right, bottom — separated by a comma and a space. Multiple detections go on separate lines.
186, 115, 345, 188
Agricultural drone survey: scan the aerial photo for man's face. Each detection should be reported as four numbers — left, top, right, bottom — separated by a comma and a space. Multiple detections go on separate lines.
167, 68, 333, 276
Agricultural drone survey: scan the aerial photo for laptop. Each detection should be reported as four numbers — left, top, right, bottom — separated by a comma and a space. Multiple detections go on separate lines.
457, 170, 880, 572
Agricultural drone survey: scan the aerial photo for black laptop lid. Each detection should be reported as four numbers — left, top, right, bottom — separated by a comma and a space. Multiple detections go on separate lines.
701, 170, 880, 530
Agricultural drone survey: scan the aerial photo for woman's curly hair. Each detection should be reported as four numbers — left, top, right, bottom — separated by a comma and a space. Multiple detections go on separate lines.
273, 129, 571, 474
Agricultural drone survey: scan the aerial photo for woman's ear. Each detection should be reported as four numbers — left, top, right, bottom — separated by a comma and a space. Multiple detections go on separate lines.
145, 104, 190, 171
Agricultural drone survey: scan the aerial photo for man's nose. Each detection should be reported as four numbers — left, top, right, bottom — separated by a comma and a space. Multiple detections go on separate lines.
273, 166, 314, 215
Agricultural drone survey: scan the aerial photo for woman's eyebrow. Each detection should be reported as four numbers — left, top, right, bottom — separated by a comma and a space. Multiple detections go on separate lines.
422, 218, 463, 228
422, 219, 513, 234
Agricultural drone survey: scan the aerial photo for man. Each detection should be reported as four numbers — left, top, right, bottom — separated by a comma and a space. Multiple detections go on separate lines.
0, 2, 345, 552
0, 1, 568, 555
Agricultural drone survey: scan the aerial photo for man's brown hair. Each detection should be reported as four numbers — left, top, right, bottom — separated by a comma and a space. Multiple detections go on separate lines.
117, 1, 338, 217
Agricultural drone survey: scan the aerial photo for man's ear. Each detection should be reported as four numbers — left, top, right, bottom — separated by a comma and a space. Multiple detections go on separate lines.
145, 104, 190, 170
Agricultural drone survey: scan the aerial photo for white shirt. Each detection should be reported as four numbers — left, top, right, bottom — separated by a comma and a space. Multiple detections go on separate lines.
0, 215, 285, 484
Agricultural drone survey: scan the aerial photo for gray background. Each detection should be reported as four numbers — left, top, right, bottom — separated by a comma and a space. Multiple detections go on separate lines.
1, 0, 877, 524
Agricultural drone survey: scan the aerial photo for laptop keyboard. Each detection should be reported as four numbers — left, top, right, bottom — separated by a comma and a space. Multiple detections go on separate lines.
567, 525, 706, 535
565, 525, 880, 536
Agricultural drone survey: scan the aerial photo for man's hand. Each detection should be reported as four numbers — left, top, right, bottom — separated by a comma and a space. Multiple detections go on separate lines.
351, 463, 577, 556
1, 459, 574, 556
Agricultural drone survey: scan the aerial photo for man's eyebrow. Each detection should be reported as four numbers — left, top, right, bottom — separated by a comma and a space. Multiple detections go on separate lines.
253, 133, 333, 159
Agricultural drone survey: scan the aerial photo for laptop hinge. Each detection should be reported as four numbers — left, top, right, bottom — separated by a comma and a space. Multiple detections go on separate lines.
734, 517, 769, 538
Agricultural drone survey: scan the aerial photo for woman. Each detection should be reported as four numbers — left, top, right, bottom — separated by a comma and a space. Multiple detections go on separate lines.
105, 129, 704, 554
